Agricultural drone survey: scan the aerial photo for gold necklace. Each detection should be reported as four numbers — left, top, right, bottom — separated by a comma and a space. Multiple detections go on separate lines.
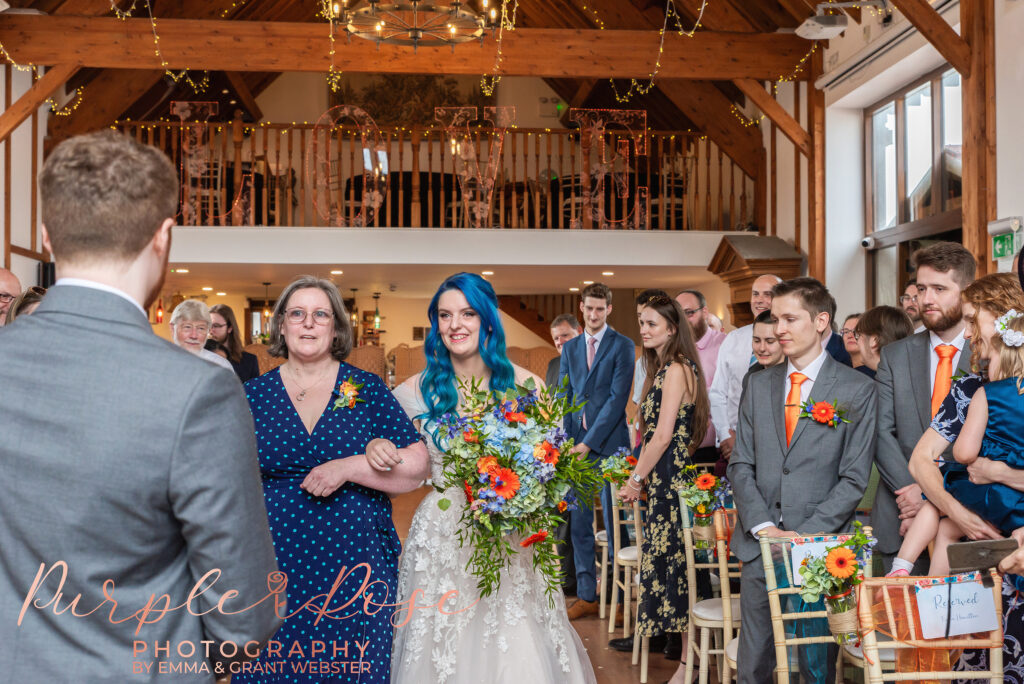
288, 363, 329, 402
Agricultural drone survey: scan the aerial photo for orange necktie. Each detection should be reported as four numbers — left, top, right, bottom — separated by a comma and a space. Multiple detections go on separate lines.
931, 344, 957, 417
785, 372, 807, 447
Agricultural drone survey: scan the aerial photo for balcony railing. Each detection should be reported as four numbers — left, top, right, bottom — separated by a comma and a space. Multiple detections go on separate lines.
115, 120, 755, 231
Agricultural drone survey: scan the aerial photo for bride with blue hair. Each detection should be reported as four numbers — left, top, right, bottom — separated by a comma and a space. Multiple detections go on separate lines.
387, 272, 596, 683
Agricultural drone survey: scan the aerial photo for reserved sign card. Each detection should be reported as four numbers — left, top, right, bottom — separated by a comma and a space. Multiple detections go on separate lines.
789, 534, 854, 587
913, 572, 1000, 639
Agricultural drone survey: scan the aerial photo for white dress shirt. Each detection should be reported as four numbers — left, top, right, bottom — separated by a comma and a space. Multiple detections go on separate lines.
749, 349, 829, 538
632, 356, 646, 404
928, 329, 965, 393
708, 324, 754, 439
53, 277, 146, 316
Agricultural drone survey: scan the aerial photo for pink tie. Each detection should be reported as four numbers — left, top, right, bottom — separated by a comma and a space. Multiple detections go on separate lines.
587, 336, 597, 369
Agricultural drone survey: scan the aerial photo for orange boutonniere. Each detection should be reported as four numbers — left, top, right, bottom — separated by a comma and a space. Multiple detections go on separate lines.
331, 376, 365, 411
797, 397, 849, 428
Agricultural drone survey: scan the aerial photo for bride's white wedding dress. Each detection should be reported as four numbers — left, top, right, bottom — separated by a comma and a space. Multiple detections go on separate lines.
390, 373, 597, 684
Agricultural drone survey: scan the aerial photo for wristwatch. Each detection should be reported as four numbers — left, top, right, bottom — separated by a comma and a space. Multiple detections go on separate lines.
630, 472, 644, 485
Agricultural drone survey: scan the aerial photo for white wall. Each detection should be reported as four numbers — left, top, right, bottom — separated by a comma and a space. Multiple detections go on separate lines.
995, 0, 1024, 220
0, 67, 48, 287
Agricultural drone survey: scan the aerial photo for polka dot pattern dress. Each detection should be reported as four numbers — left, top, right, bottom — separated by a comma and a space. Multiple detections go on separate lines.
236, 363, 422, 684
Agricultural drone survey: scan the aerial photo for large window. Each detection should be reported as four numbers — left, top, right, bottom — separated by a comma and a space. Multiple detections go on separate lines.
865, 67, 962, 232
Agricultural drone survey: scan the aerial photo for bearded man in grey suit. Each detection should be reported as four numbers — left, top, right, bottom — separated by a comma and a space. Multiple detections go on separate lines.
874, 242, 975, 575
728, 277, 877, 684
0, 132, 282, 682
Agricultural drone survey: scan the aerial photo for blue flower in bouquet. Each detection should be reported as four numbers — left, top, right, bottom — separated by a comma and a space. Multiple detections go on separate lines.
478, 487, 498, 500
516, 388, 539, 410
533, 461, 556, 484
545, 427, 569, 449
482, 498, 505, 514
513, 444, 537, 467
477, 471, 491, 485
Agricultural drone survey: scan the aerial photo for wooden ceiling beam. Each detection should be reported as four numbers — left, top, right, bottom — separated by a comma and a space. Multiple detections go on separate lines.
225, 71, 263, 121
0, 63, 78, 144
658, 80, 763, 178
0, 16, 812, 80
46, 69, 165, 141
733, 78, 811, 156
888, 0, 970, 75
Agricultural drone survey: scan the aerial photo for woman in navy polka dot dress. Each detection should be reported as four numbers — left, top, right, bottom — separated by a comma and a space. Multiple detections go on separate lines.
236, 276, 428, 684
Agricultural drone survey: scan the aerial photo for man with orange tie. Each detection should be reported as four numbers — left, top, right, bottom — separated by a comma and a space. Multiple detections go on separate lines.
873, 241, 976, 575
729, 277, 877, 684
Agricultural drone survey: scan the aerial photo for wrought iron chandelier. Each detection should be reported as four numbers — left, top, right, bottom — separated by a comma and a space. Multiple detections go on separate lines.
338, 1, 499, 50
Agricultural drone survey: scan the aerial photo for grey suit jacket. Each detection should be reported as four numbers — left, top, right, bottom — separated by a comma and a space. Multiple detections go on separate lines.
727, 355, 877, 563
872, 331, 972, 553
0, 285, 282, 682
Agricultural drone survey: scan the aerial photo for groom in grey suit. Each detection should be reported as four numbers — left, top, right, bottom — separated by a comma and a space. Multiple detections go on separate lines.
873, 242, 975, 573
729, 278, 876, 684
0, 132, 282, 682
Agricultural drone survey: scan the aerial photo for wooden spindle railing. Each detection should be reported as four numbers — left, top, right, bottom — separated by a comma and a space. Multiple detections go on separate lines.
113, 121, 755, 231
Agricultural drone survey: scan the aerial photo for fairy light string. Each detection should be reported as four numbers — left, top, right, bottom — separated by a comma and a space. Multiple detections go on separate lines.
0, 44, 85, 115
729, 42, 819, 128
480, 0, 519, 97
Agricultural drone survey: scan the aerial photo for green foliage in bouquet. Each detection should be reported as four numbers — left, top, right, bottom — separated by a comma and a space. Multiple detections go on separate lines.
797, 522, 877, 603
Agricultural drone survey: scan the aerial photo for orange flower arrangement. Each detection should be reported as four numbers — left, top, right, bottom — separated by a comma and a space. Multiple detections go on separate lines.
824, 547, 858, 580
533, 440, 559, 465
695, 473, 718, 491
626, 455, 638, 466
491, 467, 521, 499
463, 480, 475, 502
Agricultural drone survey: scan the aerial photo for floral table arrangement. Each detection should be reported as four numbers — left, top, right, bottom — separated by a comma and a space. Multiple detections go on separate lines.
797, 522, 876, 644
434, 377, 602, 602
678, 465, 732, 549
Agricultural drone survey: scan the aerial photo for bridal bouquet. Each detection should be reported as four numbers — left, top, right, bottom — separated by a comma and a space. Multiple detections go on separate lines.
434, 377, 602, 600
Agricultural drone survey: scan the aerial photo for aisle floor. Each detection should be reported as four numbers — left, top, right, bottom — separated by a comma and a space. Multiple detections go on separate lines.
392, 486, 685, 684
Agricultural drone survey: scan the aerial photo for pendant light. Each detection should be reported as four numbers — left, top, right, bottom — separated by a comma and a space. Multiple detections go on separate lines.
373, 292, 382, 330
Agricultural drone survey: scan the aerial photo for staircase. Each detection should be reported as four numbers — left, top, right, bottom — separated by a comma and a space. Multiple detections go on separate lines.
497, 294, 578, 343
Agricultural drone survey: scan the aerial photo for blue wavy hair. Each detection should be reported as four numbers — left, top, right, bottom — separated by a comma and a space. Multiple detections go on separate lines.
419, 272, 516, 424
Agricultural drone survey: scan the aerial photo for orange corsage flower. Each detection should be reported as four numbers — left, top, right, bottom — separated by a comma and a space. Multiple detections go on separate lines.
695, 473, 718, 491
810, 401, 836, 424
520, 530, 548, 547
491, 467, 521, 499
463, 480, 475, 502
825, 547, 858, 579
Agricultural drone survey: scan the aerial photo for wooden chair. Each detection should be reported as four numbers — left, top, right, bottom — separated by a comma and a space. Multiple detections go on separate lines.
758, 531, 875, 684
388, 343, 425, 387
681, 506, 742, 684
593, 495, 610, 620
856, 572, 1004, 683
607, 499, 644, 638
244, 343, 284, 375
346, 345, 386, 383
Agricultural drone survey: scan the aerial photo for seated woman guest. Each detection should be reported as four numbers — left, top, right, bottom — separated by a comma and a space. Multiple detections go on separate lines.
169, 299, 234, 371
617, 295, 709, 684
902, 272, 1024, 681
207, 303, 260, 382
236, 276, 428, 684
852, 306, 914, 379
3, 286, 45, 324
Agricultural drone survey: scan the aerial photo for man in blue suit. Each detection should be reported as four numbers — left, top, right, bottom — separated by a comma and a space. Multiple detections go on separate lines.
559, 282, 635, 619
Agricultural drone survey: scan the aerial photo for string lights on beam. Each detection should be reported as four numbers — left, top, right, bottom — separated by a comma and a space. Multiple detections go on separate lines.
729, 42, 819, 128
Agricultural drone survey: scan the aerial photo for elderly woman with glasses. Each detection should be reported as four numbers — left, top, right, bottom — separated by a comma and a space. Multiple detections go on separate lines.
169, 299, 233, 371
235, 275, 428, 684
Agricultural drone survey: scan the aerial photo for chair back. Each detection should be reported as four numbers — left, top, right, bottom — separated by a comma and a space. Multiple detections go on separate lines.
388, 343, 426, 386
609, 499, 645, 562
680, 506, 740, 624
856, 572, 1003, 683
244, 343, 285, 375
758, 530, 875, 683
346, 345, 387, 383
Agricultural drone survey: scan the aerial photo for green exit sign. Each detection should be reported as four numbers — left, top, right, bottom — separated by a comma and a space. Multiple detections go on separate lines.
993, 233, 1016, 259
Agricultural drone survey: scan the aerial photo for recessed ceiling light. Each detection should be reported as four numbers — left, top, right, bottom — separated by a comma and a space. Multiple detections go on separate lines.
221, 89, 229, 95
172, 268, 189, 274
330, 270, 344, 275
216, 292, 226, 296
583, 280, 594, 285
229, 100, 237, 105
602, 271, 614, 276
569, 287, 580, 292
481, 270, 494, 275
201, 286, 212, 291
